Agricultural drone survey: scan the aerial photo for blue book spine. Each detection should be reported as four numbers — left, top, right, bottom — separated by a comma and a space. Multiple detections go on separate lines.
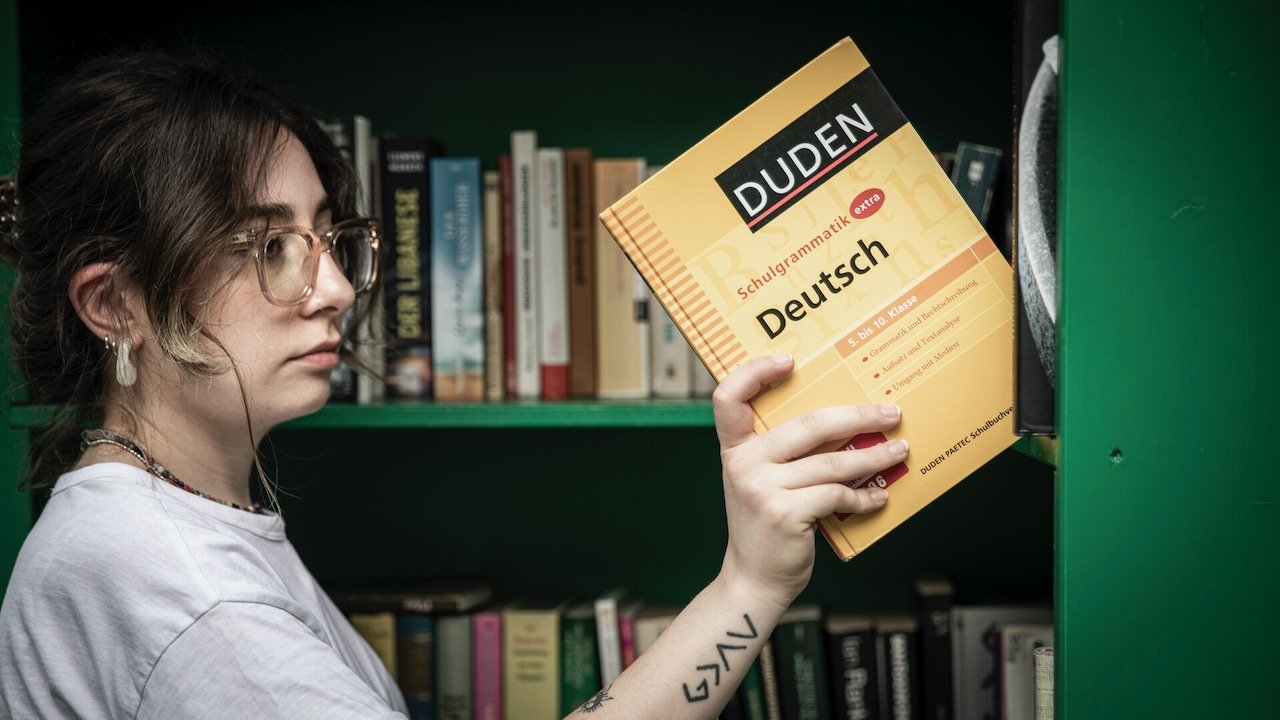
397, 613, 436, 720
429, 157, 485, 401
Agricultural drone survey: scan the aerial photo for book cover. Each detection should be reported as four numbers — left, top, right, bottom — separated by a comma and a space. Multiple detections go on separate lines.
645, 163, 694, 399
536, 147, 570, 399
599, 37, 1017, 559
773, 605, 832, 720
503, 601, 564, 720
825, 614, 878, 720
950, 606, 1052, 720
593, 587, 628, 686
564, 148, 597, 398
511, 130, 541, 399
561, 602, 601, 716
397, 613, 435, 720
500, 154, 517, 398
915, 576, 955, 720
431, 157, 485, 402
1012, 0, 1060, 435
875, 614, 920, 720
379, 136, 441, 399
473, 607, 503, 720
594, 159, 651, 398
483, 169, 504, 401
998, 624, 1053, 720
349, 610, 398, 680
436, 613, 473, 720
330, 581, 493, 614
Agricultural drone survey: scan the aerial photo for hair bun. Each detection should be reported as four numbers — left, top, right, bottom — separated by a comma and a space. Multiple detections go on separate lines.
0, 175, 18, 265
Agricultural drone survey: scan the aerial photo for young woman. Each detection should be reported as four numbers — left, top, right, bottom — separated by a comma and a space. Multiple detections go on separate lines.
0, 50, 907, 719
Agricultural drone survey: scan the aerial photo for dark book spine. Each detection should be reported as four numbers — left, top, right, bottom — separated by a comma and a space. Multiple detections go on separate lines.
827, 626, 878, 720
878, 625, 920, 720
774, 615, 832, 720
397, 613, 436, 720
317, 116, 359, 403
379, 137, 437, 399
499, 154, 516, 399
740, 659, 768, 720
563, 148, 596, 398
917, 590, 954, 720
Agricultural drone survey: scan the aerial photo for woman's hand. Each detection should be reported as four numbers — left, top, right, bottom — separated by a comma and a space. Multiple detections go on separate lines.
713, 354, 908, 611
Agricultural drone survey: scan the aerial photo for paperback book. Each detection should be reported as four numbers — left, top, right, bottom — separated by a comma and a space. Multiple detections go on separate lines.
600, 37, 1018, 559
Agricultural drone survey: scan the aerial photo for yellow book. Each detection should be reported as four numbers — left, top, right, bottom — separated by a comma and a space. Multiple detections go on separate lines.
503, 602, 563, 720
600, 37, 1017, 559
348, 611, 398, 680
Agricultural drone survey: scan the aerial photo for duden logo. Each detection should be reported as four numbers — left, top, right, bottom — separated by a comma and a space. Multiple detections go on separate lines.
714, 69, 907, 233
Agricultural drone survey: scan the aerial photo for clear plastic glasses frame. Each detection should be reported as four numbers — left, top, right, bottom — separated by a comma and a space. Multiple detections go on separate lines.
230, 217, 381, 306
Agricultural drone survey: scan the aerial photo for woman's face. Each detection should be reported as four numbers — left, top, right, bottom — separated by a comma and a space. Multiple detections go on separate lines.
177, 132, 355, 433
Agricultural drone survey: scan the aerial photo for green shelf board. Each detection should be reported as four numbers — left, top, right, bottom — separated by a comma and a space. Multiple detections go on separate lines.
7, 401, 1056, 466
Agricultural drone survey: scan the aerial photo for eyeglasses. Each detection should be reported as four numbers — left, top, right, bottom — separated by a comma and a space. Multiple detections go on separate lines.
230, 217, 380, 306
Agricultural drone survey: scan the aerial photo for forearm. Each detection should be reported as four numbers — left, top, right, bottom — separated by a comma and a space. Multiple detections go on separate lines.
562, 571, 788, 720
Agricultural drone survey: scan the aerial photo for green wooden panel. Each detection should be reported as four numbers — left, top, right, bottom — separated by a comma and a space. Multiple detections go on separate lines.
0, 0, 30, 594
1058, 1, 1280, 716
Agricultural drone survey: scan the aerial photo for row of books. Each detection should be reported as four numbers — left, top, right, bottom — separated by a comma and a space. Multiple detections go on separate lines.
331, 578, 1051, 720
316, 116, 1005, 405
317, 116, 717, 404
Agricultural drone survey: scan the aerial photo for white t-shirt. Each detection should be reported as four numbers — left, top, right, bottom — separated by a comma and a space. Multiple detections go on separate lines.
0, 462, 409, 719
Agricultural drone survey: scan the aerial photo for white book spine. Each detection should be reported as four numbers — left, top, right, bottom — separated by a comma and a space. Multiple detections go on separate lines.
649, 297, 692, 398
594, 595, 623, 685
351, 119, 384, 404
511, 130, 540, 399
437, 614, 473, 720
691, 355, 716, 397
536, 148, 569, 399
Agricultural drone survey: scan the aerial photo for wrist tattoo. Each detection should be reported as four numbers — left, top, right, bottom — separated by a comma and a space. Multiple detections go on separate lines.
580, 685, 613, 714
682, 613, 758, 703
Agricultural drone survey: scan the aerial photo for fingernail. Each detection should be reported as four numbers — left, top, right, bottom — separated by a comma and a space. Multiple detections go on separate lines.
880, 404, 901, 419
887, 439, 909, 455
772, 353, 792, 365
869, 489, 888, 503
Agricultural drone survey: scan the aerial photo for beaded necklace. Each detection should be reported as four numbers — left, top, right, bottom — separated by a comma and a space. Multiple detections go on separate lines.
81, 428, 265, 514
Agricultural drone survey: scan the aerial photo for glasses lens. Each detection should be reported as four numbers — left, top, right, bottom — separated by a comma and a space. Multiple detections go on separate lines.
332, 226, 375, 295
262, 231, 312, 303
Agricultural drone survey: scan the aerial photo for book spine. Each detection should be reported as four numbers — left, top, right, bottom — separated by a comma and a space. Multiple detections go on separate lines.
692, 357, 716, 397
774, 614, 831, 720
499, 155, 516, 398
536, 148, 569, 400
826, 624, 878, 720
917, 586, 954, 720
563, 148, 596, 398
739, 660, 768, 720
878, 624, 920, 720
397, 613, 435, 720
379, 137, 435, 399
436, 613, 473, 720
594, 595, 623, 686
759, 639, 783, 720
950, 142, 1004, 225
503, 607, 560, 720
473, 610, 503, 720
317, 116, 360, 403
650, 301, 693, 398
1032, 647, 1052, 720
560, 608, 600, 716
430, 157, 484, 402
357, 131, 384, 404
349, 611, 398, 680
618, 609, 637, 669
510, 130, 540, 399
593, 159, 650, 399
483, 169, 504, 401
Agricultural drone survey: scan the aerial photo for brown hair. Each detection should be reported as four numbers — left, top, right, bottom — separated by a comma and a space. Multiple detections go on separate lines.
0, 49, 366, 495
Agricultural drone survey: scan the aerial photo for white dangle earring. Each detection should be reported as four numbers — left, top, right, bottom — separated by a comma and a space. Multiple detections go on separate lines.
115, 337, 137, 387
